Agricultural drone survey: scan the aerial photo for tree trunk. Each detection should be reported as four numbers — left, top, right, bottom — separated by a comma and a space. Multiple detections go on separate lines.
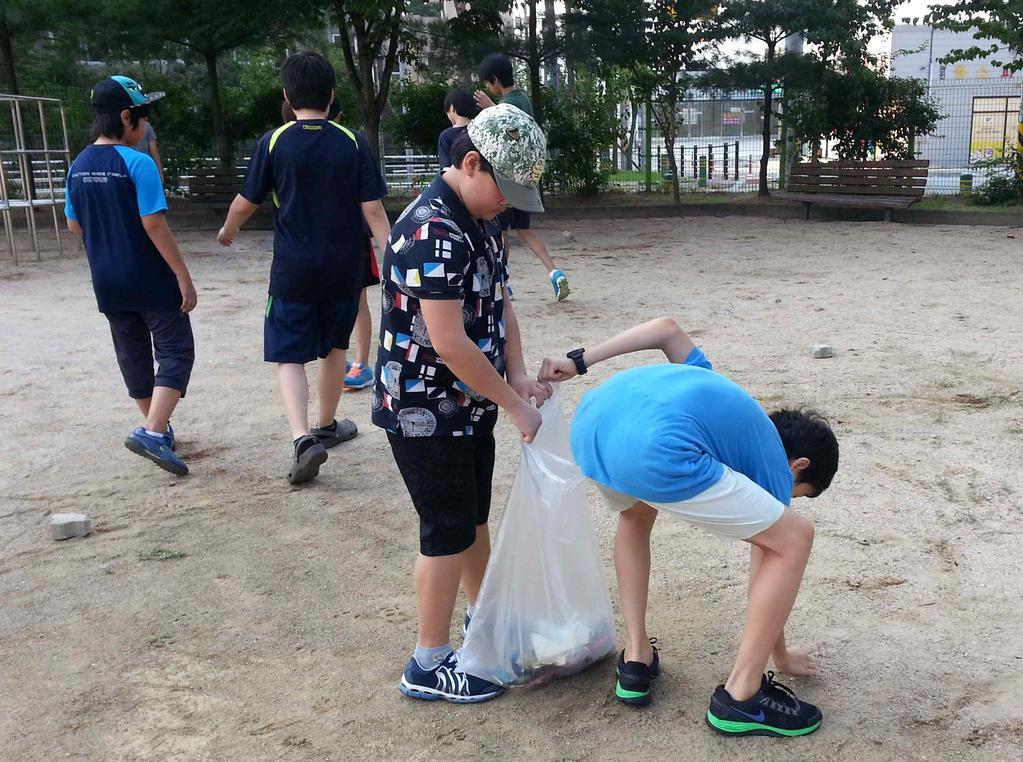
364, 97, 382, 159
758, 41, 776, 197
543, 0, 558, 89
527, 0, 543, 126
203, 50, 232, 167
0, 17, 20, 95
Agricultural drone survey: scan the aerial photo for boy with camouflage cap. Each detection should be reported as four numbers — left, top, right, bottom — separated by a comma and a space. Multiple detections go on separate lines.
372, 103, 551, 703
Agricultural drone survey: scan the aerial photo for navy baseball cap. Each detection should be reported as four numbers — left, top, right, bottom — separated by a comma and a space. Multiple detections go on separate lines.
90, 76, 165, 114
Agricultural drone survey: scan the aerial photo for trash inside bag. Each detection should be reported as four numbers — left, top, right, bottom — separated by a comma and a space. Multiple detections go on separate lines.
459, 385, 616, 687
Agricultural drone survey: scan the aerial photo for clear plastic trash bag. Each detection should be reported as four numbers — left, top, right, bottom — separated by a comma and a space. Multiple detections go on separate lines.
459, 385, 617, 687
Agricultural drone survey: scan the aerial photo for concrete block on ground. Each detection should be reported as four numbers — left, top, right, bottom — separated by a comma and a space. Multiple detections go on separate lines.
810, 344, 834, 359
49, 513, 92, 541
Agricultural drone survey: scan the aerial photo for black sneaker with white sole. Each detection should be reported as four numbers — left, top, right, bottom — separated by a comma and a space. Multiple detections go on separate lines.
706, 671, 822, 737
287, 435, 328, 485
400, 651, 503, 704
614, 638, 660, 707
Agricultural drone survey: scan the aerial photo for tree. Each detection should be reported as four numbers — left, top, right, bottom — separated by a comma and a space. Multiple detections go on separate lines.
783, 62, 941, 160
710, 0, 897, 196
328, 0, 422, 158
382, 74, 452, 153
0, 0, 69, 94
111, 0, 320, 166
927, 1, 1023, 179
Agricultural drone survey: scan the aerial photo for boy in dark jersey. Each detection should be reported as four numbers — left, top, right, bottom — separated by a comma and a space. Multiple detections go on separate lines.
65, 76, 196, 476
218, 52, 390, 484
437, 89, 479, 171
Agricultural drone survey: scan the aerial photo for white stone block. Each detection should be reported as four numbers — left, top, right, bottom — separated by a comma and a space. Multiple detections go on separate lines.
49, 513, 92, 541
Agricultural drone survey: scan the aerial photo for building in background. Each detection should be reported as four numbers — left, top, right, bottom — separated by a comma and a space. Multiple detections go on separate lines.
891, 25, 1020, 168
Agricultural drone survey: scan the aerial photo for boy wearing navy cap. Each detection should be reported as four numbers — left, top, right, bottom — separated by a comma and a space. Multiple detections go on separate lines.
218, 52, 390, 485
65, 76, 197, 476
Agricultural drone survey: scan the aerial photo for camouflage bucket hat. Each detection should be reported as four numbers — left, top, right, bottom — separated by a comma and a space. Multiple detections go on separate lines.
467, 103, 547, 212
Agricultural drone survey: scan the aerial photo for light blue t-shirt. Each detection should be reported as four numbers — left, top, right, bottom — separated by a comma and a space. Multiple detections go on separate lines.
570, 348, 794, 505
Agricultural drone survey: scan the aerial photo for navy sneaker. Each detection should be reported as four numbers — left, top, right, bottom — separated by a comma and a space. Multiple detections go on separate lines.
124, 427, 188, 476
615, 638, 660, 707
400, 651, 503, 704
706, 671, 822, 737
166, 422, 175, 451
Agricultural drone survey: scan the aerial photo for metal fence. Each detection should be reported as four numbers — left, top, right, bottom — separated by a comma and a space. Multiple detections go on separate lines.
14, 78, 1022, 205
603, 79, 1022, 196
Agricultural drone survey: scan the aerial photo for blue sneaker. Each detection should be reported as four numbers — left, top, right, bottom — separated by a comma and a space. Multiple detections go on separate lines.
550, 269, 570, 301
166, 422, 175, 451
400, 651, 503, 704
124, 427, 188, 476
344, 362, 374, 389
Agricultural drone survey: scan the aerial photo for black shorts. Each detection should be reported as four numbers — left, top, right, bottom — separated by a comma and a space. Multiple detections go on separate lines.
499, 208, 531, 231
387, 431, 496, 557
362, 234, 380, 288
264, 295, 359, 364
105, 310, 194, 399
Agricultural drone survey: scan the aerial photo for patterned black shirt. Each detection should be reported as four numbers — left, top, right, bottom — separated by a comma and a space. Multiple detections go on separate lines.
372, 175, 507, 437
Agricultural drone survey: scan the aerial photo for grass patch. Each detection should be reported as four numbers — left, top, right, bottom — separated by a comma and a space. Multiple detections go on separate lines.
138, 547, 187, 562
915, 196, 1023, 214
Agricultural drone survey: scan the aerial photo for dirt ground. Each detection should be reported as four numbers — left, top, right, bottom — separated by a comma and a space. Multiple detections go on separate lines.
2, 215, 1022, 761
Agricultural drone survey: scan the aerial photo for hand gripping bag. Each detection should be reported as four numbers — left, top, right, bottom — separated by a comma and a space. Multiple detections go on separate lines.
459, 385, 616, 687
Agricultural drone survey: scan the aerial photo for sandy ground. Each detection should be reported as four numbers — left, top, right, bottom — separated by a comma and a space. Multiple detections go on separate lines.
2, 215, 1022, 761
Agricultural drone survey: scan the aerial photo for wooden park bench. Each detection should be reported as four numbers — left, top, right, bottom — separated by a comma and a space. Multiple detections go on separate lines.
775, 159, 930, 222
187, 167, 247, 208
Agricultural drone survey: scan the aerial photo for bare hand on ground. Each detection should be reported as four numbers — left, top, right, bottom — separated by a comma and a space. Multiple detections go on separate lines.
538, 356, 577, 382
773, 645, 816, 677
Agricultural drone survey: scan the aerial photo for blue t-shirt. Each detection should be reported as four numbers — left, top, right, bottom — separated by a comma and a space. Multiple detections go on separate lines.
437, 126, 466, 171
570, 350, 794, 505
64, 144, 177, 313
241, 119, 386, 302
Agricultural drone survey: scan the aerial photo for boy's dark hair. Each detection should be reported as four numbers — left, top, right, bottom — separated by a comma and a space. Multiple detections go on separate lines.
443, 88, 480, 119
450, 131, 493, 174
479, 53, 514, 87
281, 51, 336, 111
769, 409, 839, 497
90, 104, 149, 141
327, 99, 341, 121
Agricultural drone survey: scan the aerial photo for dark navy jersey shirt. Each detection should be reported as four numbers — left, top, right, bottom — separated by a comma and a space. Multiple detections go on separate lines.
241, 119, 386, 302
65, 144, 178, 313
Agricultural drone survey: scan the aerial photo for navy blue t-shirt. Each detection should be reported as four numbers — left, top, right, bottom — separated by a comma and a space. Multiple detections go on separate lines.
65, 144, 178, 313
437, 126, 467, 171
241, 120, 386, 302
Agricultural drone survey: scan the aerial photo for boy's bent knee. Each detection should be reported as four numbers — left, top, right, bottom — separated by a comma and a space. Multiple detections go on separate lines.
620, 501, 657, 528
749, 510, 814, 557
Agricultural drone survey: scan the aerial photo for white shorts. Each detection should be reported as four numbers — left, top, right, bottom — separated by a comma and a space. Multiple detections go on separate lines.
595, 465, 786, 541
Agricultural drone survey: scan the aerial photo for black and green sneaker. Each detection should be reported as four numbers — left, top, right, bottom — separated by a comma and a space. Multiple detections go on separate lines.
614, 640, 660, 707
706, 671, 822, 737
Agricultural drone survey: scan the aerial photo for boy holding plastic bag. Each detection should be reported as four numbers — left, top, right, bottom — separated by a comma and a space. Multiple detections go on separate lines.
540, 318, 839, 738
371, 105, 551, 704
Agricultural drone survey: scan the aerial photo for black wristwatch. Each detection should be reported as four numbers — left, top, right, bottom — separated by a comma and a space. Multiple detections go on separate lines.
567, 348, 588, 375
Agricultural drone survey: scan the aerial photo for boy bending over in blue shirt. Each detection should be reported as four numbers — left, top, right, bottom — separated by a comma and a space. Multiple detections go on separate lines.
540, 318, 839, 738
66, 76, 197, 476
